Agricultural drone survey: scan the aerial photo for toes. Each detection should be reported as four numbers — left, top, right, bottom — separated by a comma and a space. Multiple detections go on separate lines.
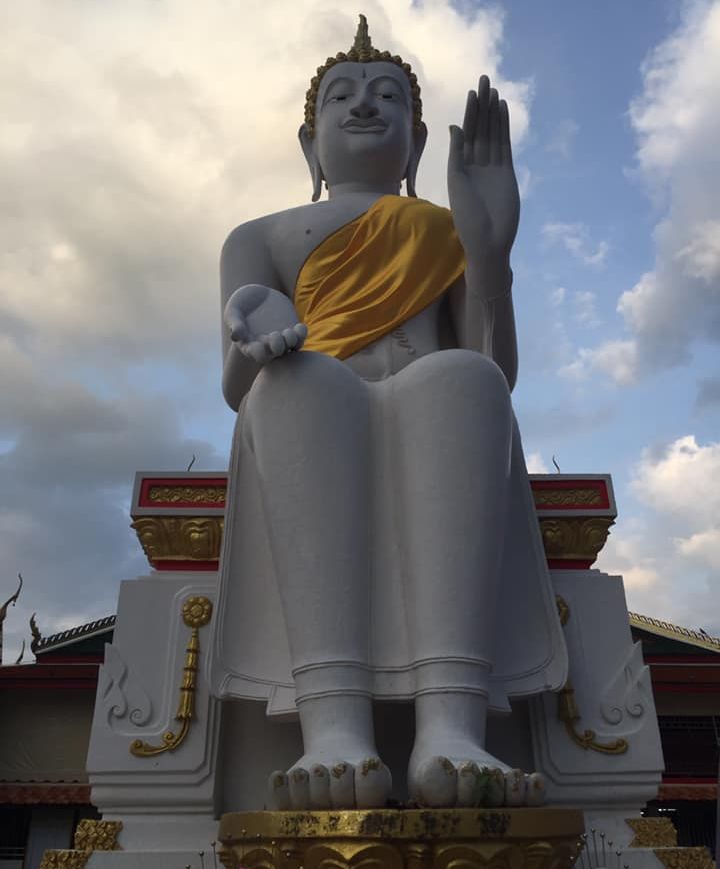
267, 770, 290, 810
288, 767, 310, 809
308, 764, 331, 809
355, 757, 392, 809
525, 772, 546, 806
414, 756, 458, 808
329, 761, 355, 809
457, 761, 481, 807
484, 767, 506, 807
504, 768, 526, 806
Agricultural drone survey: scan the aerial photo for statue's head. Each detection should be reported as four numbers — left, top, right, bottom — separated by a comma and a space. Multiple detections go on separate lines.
299, 15, 428, 200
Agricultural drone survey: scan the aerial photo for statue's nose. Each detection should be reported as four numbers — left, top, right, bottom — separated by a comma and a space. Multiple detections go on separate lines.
350, 97, 379, 119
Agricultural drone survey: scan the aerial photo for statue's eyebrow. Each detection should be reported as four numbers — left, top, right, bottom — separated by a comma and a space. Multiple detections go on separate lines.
367, 74, 408, 98
321, 76, 357, 103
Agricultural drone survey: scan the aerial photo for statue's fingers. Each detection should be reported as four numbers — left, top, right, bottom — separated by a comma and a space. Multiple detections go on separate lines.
229, 320, 248, 343
282, 327, 299, 350
474, 75, 491, 164
499, 99, 513, 166
244, 340, 270, 365
293, 323, 309, 349
488, 88, 501, 165
267, 330, 285, 357
462, 90, 477, 163
448, 125, 465, 176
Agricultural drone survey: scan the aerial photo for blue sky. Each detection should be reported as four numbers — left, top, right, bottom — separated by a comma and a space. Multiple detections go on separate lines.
1, 0, 718, 661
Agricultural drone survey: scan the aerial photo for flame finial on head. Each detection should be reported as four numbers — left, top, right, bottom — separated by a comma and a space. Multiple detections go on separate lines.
353, 14, 374, 60
304, 13, 422, 135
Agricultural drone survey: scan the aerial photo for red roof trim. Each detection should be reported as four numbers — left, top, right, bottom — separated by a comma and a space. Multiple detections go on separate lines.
530, 478, 610, 509
138, 476, 228, 508
0, 662, 99, 690
0, 783, 91, 805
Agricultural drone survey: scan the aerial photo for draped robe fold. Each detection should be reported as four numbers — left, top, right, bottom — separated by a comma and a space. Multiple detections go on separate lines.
208, 195, 567, 717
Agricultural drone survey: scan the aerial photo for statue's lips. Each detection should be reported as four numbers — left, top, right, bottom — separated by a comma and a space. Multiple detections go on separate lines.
342, 120, 388, 133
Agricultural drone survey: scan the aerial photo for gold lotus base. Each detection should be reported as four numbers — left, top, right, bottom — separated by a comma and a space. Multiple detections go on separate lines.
217, 808, 585, 868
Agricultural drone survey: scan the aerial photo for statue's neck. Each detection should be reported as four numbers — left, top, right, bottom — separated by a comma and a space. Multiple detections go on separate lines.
327, 181, 401, 200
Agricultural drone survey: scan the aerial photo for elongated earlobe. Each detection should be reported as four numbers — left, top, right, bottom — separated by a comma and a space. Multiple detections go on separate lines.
298, 124, 324, 202
405, 122, 428, 198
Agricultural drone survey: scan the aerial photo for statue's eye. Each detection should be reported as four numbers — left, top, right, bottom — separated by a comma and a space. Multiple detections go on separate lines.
380, 93, 395, 100
332, 95, 348, 102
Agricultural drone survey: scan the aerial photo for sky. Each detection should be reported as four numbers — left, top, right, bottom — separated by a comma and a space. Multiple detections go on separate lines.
1, 0, 719, 662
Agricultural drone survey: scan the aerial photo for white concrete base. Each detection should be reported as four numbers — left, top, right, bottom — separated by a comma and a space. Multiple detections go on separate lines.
107, 813, 218, 851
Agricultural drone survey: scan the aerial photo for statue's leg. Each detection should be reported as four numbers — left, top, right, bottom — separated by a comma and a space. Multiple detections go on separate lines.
393, 349, 538, 807
244, 351, 390, 810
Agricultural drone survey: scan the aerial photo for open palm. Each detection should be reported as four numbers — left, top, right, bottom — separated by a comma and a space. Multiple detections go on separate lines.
448, 75, 520, 264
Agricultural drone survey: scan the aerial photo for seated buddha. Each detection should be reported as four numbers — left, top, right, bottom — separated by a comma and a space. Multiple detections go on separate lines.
210, 16, 567, 810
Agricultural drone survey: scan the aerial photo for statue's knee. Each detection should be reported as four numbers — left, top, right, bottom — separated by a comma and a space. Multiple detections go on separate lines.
247, 351, 363, 420
406, 349, 510, 404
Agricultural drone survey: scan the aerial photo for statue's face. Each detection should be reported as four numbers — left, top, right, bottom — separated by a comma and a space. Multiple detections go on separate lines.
312, 61, 416, 187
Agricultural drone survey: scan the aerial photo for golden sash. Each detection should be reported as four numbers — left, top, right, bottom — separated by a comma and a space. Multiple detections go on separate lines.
294, 195, 465, 359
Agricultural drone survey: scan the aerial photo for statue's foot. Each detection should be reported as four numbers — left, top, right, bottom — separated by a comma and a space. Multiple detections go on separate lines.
408, 742, 546, 808
268, 755, 392, 810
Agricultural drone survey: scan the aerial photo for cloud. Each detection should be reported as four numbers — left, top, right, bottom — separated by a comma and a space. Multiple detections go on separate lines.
631, 434, 720, 528
549, 286, 566, 307
542, 222, 609, 266
580, 1, 720, 383
597, 434, 720, 635
0, 0, 533, 662
525, 452, 549, 473
545, 119, 579, 158
559, 339, 638, 385
572, 290, 601, 327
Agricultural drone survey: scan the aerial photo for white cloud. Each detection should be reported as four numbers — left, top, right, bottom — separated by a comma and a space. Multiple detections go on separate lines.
631, 434, 720, 526
559, 339, 638, 385
0, 0, 533, 662
581, 1, 720, 383
549, 286, 566, 306
525, 452, 549, 473
572, 290, 601, 327
596, 434, 720, 634
545, 119, 579, 159
674, 219, 720, 281
676, 528, 720, 570
542, 221, 609, 266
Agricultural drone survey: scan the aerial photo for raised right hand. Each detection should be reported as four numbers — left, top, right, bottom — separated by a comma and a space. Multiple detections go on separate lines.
223, 284, 308, 365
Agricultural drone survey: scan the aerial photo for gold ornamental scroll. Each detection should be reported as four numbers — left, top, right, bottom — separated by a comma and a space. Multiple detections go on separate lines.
217, 807, 585, 869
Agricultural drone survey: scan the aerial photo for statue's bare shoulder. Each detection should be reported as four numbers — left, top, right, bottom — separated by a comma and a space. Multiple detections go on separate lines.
222, 199, 374, 299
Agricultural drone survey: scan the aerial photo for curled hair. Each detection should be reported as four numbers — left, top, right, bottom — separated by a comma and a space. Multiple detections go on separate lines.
304, 15, 422, 136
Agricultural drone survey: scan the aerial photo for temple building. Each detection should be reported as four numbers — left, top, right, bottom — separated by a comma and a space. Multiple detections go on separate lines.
1, 473, 717, 866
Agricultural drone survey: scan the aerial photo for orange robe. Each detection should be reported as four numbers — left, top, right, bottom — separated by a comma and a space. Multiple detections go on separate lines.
295, 195, 465, 359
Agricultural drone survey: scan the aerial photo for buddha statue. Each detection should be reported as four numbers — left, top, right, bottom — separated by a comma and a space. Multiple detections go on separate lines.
209, 15, 567, 811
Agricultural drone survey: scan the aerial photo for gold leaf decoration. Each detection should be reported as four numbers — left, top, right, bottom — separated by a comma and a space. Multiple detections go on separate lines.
626, 817, 677, 848
73, 819, 123, 851
130, 516, 224, 561
654, 847, 714, 868
148, 485, 226, 504
39, 852, 90, 869
533, 489, 603, 507
217, 808, 584, 869
130, 596, 212, 758
538, 517, 614, 562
